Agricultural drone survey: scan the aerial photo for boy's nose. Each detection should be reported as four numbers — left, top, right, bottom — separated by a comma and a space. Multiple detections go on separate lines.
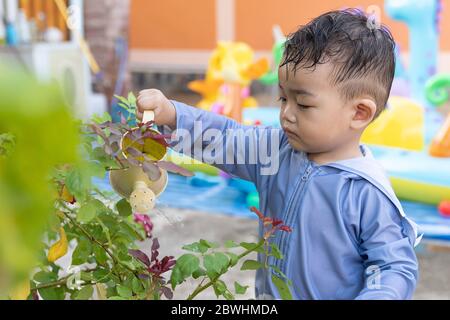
281, 103, 297, 124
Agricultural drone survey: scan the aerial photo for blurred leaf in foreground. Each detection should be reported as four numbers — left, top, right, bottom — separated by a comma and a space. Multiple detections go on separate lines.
0, 63, 79, 298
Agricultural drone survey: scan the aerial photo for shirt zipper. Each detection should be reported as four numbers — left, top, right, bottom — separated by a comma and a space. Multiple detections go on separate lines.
273, 163, 314, 273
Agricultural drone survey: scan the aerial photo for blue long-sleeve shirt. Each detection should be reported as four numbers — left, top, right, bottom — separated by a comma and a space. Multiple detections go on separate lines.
159, 101, 421, 300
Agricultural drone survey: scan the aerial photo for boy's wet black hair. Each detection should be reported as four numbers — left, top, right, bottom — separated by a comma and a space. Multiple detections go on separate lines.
281, 8, 396, 118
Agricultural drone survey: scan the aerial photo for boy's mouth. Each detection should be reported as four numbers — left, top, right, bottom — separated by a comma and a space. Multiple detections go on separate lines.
283, 127, 299, 139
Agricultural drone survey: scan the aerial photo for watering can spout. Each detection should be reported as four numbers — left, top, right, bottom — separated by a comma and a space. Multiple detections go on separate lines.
130, 180, 157, 214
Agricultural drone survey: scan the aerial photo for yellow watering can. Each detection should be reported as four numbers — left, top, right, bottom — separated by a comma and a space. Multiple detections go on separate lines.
109, 111, 168, 214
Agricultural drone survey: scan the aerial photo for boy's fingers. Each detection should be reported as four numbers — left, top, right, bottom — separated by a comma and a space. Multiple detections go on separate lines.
137, 96, 157, 112
139, 88, 161, 96
136, 110, 143, 120
137, 89, 161, 104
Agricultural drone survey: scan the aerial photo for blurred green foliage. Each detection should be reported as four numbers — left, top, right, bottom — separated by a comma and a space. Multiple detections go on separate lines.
0, 63, 79, 297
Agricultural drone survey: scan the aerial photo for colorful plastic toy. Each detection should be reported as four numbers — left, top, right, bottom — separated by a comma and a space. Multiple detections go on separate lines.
438, 201, 450, 217
188, 41, 269, 122
259, 25, 286, 86
361, 96, 424, 151
438, 201, 450, 218
385, 0, 442, 104
425, 74, 450, 157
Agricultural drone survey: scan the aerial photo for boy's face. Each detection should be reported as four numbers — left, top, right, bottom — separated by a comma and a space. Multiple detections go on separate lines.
278, 62, 357, 155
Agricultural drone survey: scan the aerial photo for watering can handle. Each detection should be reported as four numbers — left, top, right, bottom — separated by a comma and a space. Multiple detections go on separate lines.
142, 110, 155, 124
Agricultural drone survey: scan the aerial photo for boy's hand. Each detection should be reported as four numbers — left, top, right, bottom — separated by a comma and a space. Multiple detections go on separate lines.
136, 89, 176, 128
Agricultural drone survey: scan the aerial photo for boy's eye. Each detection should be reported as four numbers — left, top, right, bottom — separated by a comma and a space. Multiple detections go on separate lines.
297, 104, 312, 109
278, 97, 287, 103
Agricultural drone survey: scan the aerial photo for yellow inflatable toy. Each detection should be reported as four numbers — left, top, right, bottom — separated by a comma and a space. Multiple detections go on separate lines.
362, 96, 425, 151
188, 42, 269, 122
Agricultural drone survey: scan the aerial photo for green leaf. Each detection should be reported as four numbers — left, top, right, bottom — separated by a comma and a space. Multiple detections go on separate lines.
224, 240, 239, 248
120, 260, 136, 271
199, 239, 219, 249
226, 252, 239, 267
38, 287, 65, 300
119, 221, 142, 242
74, 285, 94, 300
0, 133, 15, 157
65, 168, 90, 203
117, 285, 133, 299
223, 291, 235, 300
80, 271, 94, 282
213, 280, 227, 297
77, 199, 105, 223
204, 253, 229, 279
33, 271, 57, 283
240, 242, 265, 254
115, 198, 132, 217
71, 238, 92, 265
0, 67, 80, 287
114, 95, 131, 107
132, 277, 144, 294
270, 243, 284, 260
192, 268, 206, 279
86, 161, 106, 179
170, 254, 200, 289
182, 241, 209, 254
241, 259, 263, 271
127, 92, 137, 106
270, 265, 292, 286
92, 269, 110, 283
93, 244, 109, 266
92, 112, 112, 124
117, 102, 131, 112
234, 281, 249, 295
90, 225, 108, 245
271, 274, 293, 300
96, 135, 105, 146
108, 296, 127, 300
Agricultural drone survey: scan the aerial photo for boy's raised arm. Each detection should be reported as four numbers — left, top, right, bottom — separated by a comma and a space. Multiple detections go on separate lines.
137, 89, 282, 185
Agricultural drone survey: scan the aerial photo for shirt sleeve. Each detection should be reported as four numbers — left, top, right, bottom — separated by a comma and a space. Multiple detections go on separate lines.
158, 100, 282, 186
353, 182, 419, 300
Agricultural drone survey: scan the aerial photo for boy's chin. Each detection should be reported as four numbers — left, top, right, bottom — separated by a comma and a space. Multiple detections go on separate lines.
286, 137, 306, 152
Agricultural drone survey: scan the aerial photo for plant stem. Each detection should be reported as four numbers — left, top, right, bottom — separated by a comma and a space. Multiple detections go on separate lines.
264, 240, 269, 269
186, 240, 264, 300
31, 268, 97, 291
62, 210, 116, 262
114, 155, 127, 169
32, 278, 69, 291
60, 205, 142, 279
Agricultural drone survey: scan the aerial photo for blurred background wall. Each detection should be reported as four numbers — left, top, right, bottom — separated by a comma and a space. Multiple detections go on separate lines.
129, 0, 450, 75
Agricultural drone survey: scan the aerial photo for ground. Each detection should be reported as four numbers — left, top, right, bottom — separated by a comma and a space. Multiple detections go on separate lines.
147, 207, 450, 300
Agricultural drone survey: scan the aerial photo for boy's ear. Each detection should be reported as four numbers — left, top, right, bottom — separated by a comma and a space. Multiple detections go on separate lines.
349, 98, 377, 130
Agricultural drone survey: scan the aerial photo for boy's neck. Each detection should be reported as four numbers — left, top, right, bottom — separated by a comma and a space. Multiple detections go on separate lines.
307, 140, 363, 165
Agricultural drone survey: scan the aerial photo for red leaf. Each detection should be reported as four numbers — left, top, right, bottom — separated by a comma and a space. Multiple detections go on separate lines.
151, 251, 159, 262
160, 287, 173, 300
279, 225, 292, 233
156, 161, 194, 177
250, 207, 264, 220
120, 113, 127, 125
143, 162, 162, 181
152, 238, 160, 251
272, 219, 283, 227
125, 146, 142, 158
128, 249, 151, 267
